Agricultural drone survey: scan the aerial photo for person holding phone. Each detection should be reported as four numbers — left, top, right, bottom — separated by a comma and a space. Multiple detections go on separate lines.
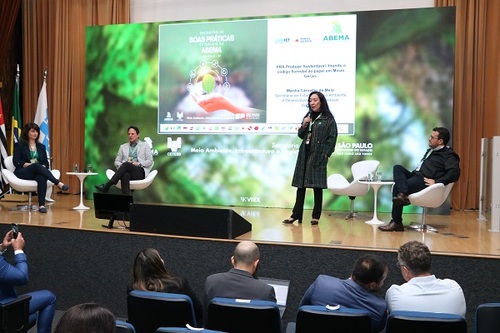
0, 229, 56, 333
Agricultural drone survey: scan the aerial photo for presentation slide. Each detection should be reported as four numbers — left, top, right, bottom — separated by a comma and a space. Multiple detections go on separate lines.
85, 7, 455, 212
158, 15, 357, 135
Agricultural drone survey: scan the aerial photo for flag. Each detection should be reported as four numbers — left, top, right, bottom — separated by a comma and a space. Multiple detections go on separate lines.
34, 79, 50, 158
0, 95, 8, 194
10, 66, 22, 154
34, 75, 54, 202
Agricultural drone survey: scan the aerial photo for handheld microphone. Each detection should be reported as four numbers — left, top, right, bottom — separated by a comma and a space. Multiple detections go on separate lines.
304, 112, 311, 127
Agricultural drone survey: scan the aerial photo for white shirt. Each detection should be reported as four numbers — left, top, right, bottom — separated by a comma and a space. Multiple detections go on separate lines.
385, 275, 466, 316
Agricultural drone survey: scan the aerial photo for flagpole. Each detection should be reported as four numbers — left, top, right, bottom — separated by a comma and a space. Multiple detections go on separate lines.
44, 67, 52, 169
10, 64, 22, 154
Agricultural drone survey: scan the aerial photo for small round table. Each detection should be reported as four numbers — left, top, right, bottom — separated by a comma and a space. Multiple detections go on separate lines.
359, 180, 395, 225
66, 172, 98, 210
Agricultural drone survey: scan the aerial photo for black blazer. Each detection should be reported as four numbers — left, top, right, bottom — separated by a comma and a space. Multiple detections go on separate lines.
13, 142, 50, 171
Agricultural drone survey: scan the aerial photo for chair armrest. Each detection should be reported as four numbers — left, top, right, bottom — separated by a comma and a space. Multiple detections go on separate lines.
0, 294, 32, 309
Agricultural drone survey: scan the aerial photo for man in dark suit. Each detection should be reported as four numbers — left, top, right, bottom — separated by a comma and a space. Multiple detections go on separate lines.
203, 241, 276, 312
379, 127, 460, 231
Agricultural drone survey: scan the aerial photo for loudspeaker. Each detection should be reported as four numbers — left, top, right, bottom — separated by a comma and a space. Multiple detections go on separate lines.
129, 204, 252, 239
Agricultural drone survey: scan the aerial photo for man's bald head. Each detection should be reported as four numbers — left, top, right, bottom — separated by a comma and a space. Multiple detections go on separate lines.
232, 241, 260, 272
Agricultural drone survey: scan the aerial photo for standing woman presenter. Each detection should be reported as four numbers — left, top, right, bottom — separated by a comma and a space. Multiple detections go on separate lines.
13, 122, 69, 213
283, 91, 338, 225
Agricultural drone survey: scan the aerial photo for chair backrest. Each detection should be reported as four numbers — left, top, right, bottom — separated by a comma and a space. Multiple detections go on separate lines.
116, 320, 136, 333
408, 182, 454, 208
127, 290, 197, 333
476, 302, 500, 333
156, 328, 225, 333
3, 156, 15, 172
206, 298, 281, 333
0, 294, 36, 333
351, 160, 380, 180
386, 310, 466, 333
294, 305, 372, 333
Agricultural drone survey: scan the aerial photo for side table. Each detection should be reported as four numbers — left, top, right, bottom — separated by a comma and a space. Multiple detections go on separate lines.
358, 180, 395, 225
66, 172, 98, 210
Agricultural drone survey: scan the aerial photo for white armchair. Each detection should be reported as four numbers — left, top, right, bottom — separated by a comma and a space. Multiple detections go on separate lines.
408, 182, 455, 232
1, 156, 60, 210
105, 169, 158, 192
327, 160, 380, 219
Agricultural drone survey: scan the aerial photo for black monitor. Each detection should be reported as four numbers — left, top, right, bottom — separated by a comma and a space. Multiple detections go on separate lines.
93, 192, 134, 229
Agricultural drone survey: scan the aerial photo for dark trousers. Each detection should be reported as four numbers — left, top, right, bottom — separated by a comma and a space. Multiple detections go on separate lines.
14, 163, 60, 206
391, 164, 427, 224
109, 163, 145, 194
292, 187, 323, 220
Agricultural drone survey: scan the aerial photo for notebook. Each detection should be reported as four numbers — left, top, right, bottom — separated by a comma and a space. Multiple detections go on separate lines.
259, 277, 290, 317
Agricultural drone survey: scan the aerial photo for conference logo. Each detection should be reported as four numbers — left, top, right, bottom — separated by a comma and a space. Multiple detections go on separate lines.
323, 20, 350, 42
144, 137, 159, 156
167, 137, 182, 156
240, 196, 261, 203
274, 37, 291, 44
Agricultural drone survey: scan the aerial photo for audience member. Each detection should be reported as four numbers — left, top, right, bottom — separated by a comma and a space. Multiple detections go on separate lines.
130, 248, 203, 325
300, 254, 389, 333
379, 126, 460, 231
385, 240, 466, 316
204, 241, 276, 312
54, 303, 115, 333
0, 229, 56, 333
95, 125, 153, 195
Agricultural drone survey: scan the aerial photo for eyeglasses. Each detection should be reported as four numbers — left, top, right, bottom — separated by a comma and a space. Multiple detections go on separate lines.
429, 135, 439, 140
396, 261, 406, 268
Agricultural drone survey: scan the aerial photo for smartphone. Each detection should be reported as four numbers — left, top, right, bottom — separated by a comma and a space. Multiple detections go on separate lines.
11, 223, 19, 239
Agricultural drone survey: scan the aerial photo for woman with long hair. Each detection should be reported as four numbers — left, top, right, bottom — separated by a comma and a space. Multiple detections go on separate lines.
131, 248, 203, 324
283, 91, 338, 225
13, 122, 69, 213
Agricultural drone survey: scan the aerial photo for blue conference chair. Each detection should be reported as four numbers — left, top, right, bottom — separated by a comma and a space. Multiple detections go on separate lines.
386, 310, 466, 333
116, 320, 136, 333
206, 298, 281, 333
475, 303, 500, 333
286, 305, 372, 333
127, 290, 197, 333
156, 327, 225, 333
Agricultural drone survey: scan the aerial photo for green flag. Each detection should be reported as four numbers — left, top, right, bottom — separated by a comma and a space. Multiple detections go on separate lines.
10, 65, 22, 154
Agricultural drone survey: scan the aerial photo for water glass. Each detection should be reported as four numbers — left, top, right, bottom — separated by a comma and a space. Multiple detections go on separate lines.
367, 172, 373, 181
376, 171, 382, 181
87, 164, 93, 173
73, 164, 79, 172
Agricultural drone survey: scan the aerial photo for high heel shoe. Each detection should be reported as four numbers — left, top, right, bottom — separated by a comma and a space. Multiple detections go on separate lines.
311, 219, 319, 225
282, 217, 302, 224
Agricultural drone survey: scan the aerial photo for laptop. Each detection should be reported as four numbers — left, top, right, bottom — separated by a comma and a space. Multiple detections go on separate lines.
259, 277, 290, 317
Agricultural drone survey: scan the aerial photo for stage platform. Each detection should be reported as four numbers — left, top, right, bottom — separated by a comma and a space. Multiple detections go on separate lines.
1, 192, 499, 333
1, 192, 498, 259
